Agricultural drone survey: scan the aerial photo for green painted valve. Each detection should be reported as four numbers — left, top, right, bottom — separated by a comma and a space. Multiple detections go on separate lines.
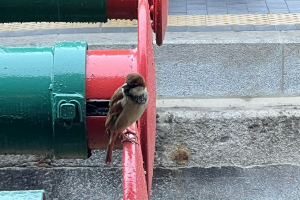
0, 0, 107, 23
0, 42, 88, 159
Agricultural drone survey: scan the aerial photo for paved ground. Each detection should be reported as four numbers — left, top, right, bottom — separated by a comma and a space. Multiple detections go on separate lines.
1, 164, 300, 199
171, 0, 300, 15
0, 0, 300, 37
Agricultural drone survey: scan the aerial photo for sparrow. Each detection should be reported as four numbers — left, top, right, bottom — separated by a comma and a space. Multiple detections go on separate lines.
105, 73, 149, 163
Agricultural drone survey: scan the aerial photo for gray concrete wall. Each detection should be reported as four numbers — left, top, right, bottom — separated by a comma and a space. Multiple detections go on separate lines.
2, 31, 300, 98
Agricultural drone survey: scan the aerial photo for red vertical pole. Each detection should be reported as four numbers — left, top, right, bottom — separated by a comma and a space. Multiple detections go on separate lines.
137, 0, 156, 197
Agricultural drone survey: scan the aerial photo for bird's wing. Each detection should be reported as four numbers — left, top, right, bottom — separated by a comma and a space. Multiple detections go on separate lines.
105, 87, 123, 131
109, 87, 123, 107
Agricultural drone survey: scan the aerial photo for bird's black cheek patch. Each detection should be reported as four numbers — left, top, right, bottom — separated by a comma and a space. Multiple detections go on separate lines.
124, 88, 130, 96
132, 93, 148, 104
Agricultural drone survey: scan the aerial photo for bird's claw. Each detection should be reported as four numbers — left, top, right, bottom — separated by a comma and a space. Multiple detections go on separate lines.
121, 128, 139, 144
121, 137, 138, 144
125, 127, 138, 135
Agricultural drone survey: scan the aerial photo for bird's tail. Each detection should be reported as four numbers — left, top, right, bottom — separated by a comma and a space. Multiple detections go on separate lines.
105, 131, 118, 163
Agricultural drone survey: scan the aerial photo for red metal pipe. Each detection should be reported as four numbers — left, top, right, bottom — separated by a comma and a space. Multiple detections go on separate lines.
86, 49, 138, 150
122, 123, 148, 200
106, 0, 138, 20
86, 49, 138, 100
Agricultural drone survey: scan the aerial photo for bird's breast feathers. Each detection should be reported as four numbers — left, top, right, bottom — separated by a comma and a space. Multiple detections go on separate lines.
113, 89, 148, 131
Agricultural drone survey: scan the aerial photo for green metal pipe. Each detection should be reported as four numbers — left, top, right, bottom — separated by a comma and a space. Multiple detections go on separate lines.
0, 42, 88, 159
0, 0, 107, 23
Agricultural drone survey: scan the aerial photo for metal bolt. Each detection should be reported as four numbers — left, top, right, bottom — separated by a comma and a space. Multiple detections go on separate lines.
59, 102, 76, 120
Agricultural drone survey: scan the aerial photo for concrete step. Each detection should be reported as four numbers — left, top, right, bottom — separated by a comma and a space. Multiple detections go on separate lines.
2, 97, 300, 169
1, 96, 300, 199
155, 97, 300, 168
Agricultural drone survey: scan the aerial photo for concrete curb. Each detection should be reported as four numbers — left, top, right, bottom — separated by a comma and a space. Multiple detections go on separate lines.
156, 104, 300, 168
1, 97, 300, 169
1, 31, 300, 46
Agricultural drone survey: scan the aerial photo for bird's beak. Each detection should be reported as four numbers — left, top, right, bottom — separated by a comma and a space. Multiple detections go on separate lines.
122, 83, 130, 89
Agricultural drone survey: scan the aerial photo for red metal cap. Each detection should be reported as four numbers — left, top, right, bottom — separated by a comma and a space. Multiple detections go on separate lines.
106, 0, 168, 45
153, 0, 168, 46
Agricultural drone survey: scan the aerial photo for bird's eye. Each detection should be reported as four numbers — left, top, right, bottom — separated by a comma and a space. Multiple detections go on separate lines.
129, 83, 137, 87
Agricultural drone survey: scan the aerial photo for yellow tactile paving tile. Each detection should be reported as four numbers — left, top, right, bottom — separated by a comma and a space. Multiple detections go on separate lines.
102, 13, 300, 27
0, 22, 100, 32
102, 19, 138, 27
1, 13, 300, 32
0, 23, 14, 31
76, 22, 100, 28
12, 22, 76, 31
105, 13, 300, 27
168, 15, 206, 26
101, 13, 300, 27
268, 13, 300, 25
206, 14, 269, 26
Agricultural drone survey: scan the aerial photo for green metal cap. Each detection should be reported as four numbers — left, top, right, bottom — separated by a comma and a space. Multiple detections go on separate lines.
0, 190, 45, 200
52, 42, 88, 159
